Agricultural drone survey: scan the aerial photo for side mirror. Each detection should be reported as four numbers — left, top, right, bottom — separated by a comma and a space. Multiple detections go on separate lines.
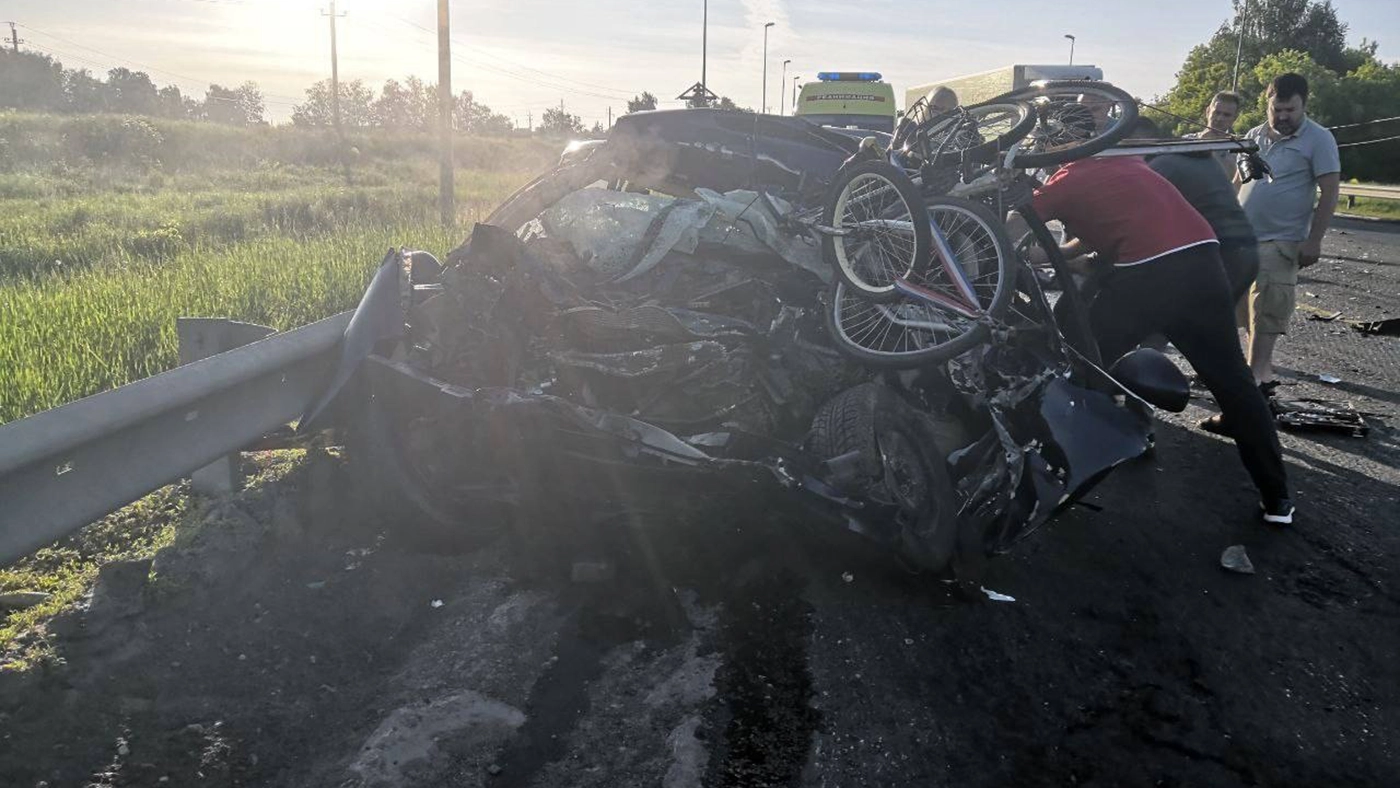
1108, 348, 1190, 413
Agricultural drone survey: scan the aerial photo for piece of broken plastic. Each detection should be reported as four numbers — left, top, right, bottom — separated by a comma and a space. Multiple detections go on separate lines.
1318, 373, 1342, 384
1220, 545, 1255, 574
980, 586, 1016, 602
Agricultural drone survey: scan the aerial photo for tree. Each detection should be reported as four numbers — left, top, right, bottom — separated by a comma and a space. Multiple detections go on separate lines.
0, 51, 67, 111
626, 92, 657, 113
155, 85, 187, 119
1156, 0, 1400, 180
65, 68, 109, 113
1155, 0, 1351, 134
204, 83, 262, 126
236, 81, 265, 125
717, 96, 753, 113
106, 68, 159, 115
373, 78, 414, 128
292, 78, 374, 128
453, 90, 513, 135
538, 106, 584, 136
204, 84, 240, 124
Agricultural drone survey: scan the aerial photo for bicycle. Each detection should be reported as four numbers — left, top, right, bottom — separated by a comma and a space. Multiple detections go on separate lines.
820, 80, 1139, 368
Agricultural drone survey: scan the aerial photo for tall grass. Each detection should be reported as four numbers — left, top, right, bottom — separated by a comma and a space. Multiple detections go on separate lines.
0, 113, 556, 424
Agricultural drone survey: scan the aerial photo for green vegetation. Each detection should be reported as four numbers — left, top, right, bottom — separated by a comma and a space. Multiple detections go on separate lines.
1, 112, 556, 424
0, 450, 307, 669
0, 482, 188, 668
1339, 195, 1400, 221
1151, 0, 1400, 182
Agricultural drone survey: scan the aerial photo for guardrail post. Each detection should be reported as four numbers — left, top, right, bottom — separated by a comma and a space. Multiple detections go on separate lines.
177, 318, 276, 495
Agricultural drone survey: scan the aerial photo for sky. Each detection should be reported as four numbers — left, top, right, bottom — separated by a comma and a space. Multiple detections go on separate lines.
7, 0, 1400, 127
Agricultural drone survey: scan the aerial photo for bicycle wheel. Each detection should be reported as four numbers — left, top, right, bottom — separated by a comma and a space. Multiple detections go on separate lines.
917, 101, 1036, 165
822, 160, 931, 303
825, 196, 1015, 368
1007, 81, 1138, 169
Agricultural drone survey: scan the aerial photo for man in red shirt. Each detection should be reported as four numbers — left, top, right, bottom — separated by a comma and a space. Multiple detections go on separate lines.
1020, 156, 1293, 524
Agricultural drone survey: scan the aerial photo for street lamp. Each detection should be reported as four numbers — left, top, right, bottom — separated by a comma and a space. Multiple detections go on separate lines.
781, 59, 791, 115
1064, 34, 1076, 66
792, 75, 801, 115
762, 22, 775, 115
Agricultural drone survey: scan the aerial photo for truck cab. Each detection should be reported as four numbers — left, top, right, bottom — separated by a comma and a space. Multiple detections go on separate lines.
794, 72, 897, 133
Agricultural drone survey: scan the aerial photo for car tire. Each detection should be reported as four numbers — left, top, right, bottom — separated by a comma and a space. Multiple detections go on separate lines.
807, 383, 960, 572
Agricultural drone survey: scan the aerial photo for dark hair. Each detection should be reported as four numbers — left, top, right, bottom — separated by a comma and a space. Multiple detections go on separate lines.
1127, 116, 1162, 139
1267, 73, 1309, 104
1210, 91, 1242, 111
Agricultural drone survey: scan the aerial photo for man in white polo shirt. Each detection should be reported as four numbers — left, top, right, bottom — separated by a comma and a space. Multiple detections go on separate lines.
1237, 73, 1341, 393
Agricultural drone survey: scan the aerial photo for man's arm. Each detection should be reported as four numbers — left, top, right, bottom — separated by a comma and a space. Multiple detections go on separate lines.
1301, 172, 1340, 268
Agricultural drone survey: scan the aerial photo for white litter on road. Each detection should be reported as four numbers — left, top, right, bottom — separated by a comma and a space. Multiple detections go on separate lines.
980, 587, 1016, 603
430, 599, 444, 609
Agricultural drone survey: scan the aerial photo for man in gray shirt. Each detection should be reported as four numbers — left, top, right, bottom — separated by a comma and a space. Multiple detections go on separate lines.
1237, 73, 1341, 391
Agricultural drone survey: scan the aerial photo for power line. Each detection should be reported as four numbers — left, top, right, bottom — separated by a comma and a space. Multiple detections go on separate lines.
1338, 133, 1400, 148
370, 11, 640, 99
1329, 115, 1400, 131
16, 22, 303, 104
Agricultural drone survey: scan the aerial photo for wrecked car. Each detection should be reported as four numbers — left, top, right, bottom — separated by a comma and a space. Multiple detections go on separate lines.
323, 108, 1187, 577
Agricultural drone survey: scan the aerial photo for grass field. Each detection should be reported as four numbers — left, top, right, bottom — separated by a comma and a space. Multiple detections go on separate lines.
0, 113, 556, 425
1340, 194, 1400, 221
1, 114, 556, 661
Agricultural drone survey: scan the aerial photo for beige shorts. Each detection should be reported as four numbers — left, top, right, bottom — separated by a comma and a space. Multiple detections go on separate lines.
1242, 240, 1301, 335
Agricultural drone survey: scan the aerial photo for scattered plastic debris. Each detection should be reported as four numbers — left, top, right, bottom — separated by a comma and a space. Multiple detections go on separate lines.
430, 599, 444, 609
980, 587, 1016, 603
305, 581, 327, 590
841, 572, 855, 583
1318, 373, 1342, 384
1271, 397, 1370, 438
1350, 317, 1400, 336
1306, 310, 1343, 321
1220, 545, 1255, 574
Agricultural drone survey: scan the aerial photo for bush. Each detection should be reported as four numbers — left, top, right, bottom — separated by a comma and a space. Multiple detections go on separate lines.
67, 116, 165, 165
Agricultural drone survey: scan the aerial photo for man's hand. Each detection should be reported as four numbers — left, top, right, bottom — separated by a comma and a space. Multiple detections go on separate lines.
1300, 237, 1322, 268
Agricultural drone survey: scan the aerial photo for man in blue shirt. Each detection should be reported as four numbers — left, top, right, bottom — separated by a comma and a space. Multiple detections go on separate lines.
1237, 73, 1341, 392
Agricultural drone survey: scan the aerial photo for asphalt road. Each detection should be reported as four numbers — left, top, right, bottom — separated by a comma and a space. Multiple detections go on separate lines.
0, 222, 1396, 788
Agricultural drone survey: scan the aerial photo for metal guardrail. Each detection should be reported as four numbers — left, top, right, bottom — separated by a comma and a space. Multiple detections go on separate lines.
1340, 183, 1400, 200
0, 311, 351, 566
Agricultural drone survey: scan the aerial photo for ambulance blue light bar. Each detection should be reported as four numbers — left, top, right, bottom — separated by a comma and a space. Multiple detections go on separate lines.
816, 72, 883, 82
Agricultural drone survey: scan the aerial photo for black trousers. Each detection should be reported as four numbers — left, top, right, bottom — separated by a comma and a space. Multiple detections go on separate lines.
1091, 244, 1289, 504
1219, 238, 1261, 304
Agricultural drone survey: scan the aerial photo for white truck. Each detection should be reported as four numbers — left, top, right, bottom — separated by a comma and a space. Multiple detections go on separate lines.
906, 64, 1105, 109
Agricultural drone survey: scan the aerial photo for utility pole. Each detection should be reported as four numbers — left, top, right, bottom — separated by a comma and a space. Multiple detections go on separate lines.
5, 22, 22, 53
792, 76, 800, 114
322, 2, 346, 136
607, 106, 612, 129
527, 111, 533, 132
437, 0, 453, 226
1232, 0, 1248, 93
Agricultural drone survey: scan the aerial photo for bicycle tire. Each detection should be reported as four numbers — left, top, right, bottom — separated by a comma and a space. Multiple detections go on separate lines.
825, 196, 1015, 368
917, 101, 1037, 165
822, 160, 932, 303
1005, 81, 1138, 169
